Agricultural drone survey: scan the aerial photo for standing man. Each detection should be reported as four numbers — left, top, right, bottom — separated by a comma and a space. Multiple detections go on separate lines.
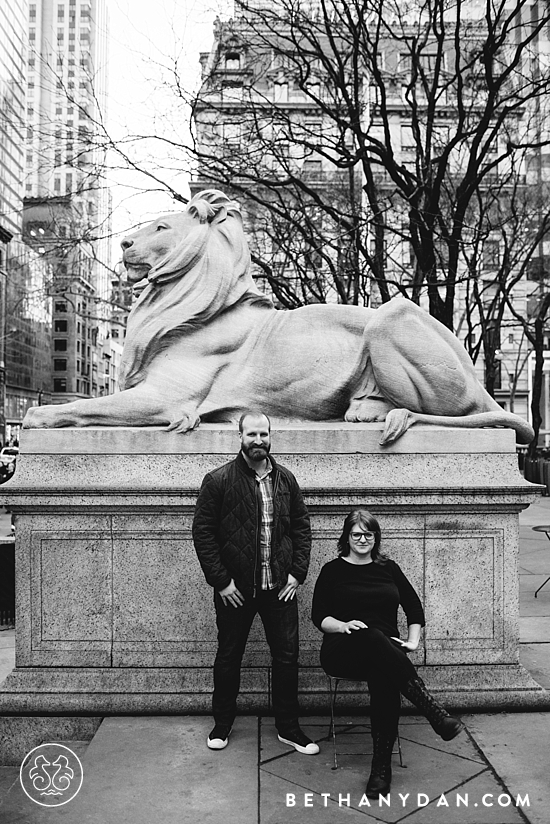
192, 411, 319, 755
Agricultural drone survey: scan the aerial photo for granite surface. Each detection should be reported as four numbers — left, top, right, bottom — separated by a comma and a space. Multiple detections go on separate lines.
0, 424, 545, 717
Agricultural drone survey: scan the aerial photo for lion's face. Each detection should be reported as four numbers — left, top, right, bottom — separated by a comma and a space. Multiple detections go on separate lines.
121, 212, 195, 282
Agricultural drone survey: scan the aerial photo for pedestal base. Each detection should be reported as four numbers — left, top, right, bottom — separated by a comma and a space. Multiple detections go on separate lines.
0, 423, 546, 744
0, 663, 547, 716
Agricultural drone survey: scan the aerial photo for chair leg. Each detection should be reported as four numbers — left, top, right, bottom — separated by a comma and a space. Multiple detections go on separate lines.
328, 677, 339, 770
327, 676, 405, 770
396, 728, 404, 767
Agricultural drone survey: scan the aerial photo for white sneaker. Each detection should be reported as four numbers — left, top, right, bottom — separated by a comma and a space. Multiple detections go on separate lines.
277, 727, 320, 755
207, 724, 232, 750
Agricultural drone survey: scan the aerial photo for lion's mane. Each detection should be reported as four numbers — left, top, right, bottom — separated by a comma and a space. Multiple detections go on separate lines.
119, 190, 273, 390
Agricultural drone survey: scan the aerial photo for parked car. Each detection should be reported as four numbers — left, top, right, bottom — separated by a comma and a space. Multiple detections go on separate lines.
0, 447, 19, 465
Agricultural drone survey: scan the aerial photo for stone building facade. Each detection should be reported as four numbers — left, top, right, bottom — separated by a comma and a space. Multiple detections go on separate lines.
192, 0, 550, 434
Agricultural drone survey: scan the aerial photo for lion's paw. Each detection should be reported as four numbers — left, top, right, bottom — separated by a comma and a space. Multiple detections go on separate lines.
345, 398, 392, 423
166, 412, 201, 434
22, 406, 58, 429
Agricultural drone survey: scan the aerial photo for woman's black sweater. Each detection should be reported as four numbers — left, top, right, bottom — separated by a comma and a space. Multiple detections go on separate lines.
311, 557, 425, 639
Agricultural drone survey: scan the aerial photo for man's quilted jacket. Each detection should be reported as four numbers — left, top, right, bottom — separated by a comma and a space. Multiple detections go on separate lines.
192, 451, 311, 596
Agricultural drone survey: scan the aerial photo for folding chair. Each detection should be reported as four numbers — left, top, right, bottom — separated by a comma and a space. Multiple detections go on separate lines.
327, 675, 405, 770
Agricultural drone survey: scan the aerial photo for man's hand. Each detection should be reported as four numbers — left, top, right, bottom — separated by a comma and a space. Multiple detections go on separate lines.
219, 579, 245, 608
278, 573, 299, 601
341, 620, 368, 634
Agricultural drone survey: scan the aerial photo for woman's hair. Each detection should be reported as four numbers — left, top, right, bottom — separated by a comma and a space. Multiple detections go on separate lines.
336, 509, 387, 564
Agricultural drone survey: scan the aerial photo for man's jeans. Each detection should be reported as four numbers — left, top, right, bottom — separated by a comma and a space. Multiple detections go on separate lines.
212, 588, 299, 732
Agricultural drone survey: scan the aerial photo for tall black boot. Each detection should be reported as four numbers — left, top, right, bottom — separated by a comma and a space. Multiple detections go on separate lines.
401, 676, 464, 740
365, 731, 395, 799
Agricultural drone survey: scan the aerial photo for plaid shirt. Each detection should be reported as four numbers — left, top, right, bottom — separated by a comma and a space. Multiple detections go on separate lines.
256, 462, 275, 590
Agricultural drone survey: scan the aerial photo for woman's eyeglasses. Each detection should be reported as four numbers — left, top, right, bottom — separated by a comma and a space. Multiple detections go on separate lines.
350, 531, 375, 542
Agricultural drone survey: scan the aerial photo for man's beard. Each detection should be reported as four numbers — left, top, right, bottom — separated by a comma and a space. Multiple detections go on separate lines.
242, 441, 271, 460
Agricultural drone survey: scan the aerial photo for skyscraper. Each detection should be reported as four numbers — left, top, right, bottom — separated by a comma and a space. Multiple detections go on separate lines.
0, 0, 27, 239
1, 0, 52, 442
24, 0, 113, 406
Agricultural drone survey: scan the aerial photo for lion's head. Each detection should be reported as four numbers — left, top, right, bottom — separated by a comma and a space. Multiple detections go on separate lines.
118, 190, 273, 390
121, 212, 196, 285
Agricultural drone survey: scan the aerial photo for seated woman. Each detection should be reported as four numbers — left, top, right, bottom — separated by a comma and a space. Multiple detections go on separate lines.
311, 508, 464, 798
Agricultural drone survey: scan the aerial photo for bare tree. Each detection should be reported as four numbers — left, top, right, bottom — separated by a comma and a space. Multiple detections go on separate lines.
177, 0, 550, 325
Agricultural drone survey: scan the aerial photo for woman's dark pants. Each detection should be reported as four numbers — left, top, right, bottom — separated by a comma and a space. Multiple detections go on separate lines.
321, 627, 417, 738
213, 589, 299, 732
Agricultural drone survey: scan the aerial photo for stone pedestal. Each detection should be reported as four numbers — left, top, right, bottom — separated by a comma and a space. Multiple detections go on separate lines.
0, 423, 547, 717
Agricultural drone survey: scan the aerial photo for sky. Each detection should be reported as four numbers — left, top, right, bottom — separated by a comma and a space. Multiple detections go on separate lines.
104, 0, 232, 255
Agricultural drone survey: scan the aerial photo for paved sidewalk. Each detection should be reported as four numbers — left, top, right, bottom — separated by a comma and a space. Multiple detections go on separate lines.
0, 713, 546, 824
0, 501, 549, 824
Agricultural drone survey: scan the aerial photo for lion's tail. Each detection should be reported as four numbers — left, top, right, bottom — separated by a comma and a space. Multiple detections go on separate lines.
380, 408, 534, 445
411, 411, 534, 444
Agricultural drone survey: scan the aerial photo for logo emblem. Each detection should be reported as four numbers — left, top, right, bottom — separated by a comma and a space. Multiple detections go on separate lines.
20, 743, 83, 807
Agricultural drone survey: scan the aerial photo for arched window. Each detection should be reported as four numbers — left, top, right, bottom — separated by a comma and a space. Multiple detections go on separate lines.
225, 52, 241, 70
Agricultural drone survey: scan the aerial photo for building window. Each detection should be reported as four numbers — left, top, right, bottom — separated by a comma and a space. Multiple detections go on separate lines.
225, 52, 241, 70
54, 178, 61, 191
55, 301, 67, 312
54, 379, 67, 392
303, 159, 322, 177
54, 359, 67, 371
222, 122, 241, 144
77, 360, 80, 372
54, 320, 68, 332
483, 239, 500, 270
54, 339, 68, 351
419, 53, 442, 73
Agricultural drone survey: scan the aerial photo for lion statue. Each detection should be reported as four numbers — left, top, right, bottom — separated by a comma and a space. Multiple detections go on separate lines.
23, 189, 533, 445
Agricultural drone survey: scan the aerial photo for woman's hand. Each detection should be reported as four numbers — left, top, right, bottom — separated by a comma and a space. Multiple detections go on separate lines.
390, 636, 419, 651
320, 616, 368, 634
341, 620, 368, 634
